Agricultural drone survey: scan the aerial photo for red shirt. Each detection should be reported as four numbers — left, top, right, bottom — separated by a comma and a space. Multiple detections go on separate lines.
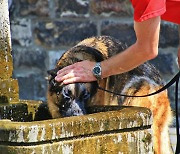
130, 0, 180, 24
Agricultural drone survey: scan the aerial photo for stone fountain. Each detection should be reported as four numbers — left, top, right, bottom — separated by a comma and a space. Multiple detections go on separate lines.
0, 0, 153, 153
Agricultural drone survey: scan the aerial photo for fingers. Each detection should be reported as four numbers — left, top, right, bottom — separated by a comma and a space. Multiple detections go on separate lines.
57, 64, 74, 75
62, 77, 81, 84
55, 63, 77, 83
55, 64, 85, 84
54, 61, 96, 84
55, 69, 76, 83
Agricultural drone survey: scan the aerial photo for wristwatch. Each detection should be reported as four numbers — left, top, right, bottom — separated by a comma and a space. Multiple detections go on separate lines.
92, 62, 102, 80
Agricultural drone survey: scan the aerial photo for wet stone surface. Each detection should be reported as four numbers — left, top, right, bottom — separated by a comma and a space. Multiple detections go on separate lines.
0, 106, 153, 153
0, 79, 19, 103
0, 0, 19, 103
0, 103, 30, 122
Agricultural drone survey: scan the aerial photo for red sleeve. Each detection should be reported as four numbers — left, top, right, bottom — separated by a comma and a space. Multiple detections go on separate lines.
130, 0, 166, 22
161, 0, 180, 24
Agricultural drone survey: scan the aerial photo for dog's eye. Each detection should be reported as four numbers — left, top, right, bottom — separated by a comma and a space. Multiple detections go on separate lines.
62, 89, 72, 100
80, 91, 90, 100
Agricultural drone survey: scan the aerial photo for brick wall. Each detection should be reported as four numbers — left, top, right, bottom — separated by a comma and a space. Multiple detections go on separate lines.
9, 0, 179, 115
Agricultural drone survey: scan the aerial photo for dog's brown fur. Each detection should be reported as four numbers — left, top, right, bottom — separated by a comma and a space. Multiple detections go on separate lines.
47, 36, 172, 154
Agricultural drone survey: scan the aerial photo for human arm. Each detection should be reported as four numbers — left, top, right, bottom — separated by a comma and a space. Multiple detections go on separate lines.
101, 16, 160, 77
55, 16, 161, 84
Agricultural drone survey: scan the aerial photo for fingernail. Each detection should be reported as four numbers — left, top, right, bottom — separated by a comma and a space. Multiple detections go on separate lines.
63, 80, 67, 85
55, 77, 58, 81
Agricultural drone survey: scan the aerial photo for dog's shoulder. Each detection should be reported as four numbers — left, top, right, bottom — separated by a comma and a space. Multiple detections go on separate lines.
77, 36, 127, 57
56, 36, 127, 68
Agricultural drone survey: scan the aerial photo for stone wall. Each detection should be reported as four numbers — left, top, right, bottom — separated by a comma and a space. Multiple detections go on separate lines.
9, 0, 179, 112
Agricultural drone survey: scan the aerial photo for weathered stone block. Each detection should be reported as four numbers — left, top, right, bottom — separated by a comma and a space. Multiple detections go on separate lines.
14, 74, 47, 102
34, 20, 97, 47
55, 0, 89, 17
0, 0, 13, 79
0, 79, 19, 103
19, 0, 50, 17
0, 0, 19, 104
48, 50, 65, 70
0, 130, 152, 154
90, 0, 133, 17
101, 21, 136, 46
12, 47, 47, 71
11, 18, 32, 47
159, 23, 179, 48
0, 100, 42, 121
150, 52, 175, 75
0, 107, 153, 153
0, 45, 13, 79
0, 103, 30, 121
167, 85, 180, 112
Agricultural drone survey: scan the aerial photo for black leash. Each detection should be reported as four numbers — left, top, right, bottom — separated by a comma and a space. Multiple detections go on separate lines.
98, 71, 180, 154
175, 75, 180, 154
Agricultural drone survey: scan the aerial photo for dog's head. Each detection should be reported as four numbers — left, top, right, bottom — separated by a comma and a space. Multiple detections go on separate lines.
59, 82, 97, 117
47, 68, 98, 117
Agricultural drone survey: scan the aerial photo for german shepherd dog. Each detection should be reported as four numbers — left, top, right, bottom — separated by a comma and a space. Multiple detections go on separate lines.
47, 36, 172, 154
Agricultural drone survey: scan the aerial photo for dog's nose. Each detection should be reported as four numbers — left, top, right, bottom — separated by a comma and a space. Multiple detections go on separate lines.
73, 109, 84, 116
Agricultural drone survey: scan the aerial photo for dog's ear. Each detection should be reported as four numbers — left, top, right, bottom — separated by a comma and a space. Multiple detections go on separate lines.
47, 68, 60, 78
90, 81, 98, 96
47, 67, 63, 92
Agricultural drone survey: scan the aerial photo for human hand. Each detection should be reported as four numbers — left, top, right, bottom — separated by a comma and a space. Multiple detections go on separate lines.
55, 60, 97, 84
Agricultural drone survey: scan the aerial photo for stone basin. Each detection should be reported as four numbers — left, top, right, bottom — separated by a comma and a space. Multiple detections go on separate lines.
0, 101, 153, 154
0, 0, 153, 153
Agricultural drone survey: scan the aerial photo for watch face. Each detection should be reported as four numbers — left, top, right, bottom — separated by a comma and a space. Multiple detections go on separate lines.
93, 63, 101, 79
94, 67, 100, 74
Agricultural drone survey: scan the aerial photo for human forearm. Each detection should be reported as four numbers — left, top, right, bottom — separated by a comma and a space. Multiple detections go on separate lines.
101, 17, 160, 78
101, 42, 156, 78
